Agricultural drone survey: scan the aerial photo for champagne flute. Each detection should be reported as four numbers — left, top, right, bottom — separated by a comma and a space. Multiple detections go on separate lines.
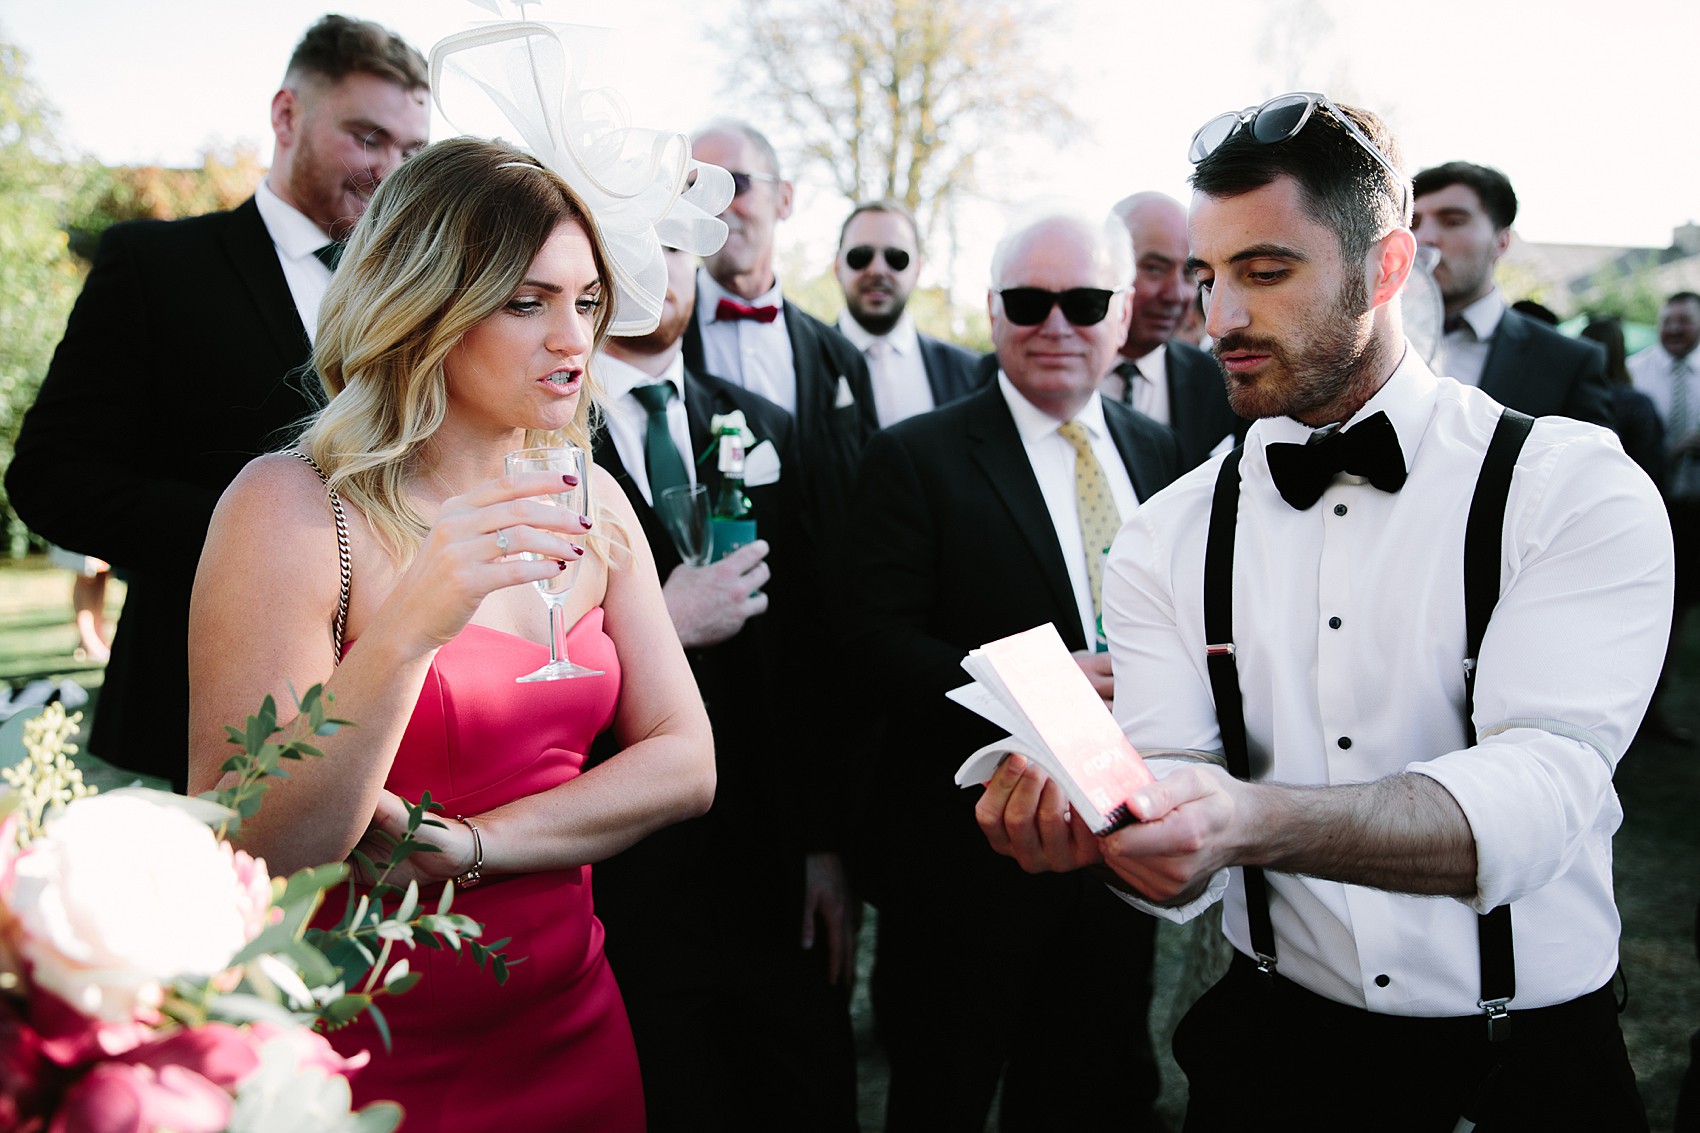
657, 484, 712, 568
504, 445, 604, 681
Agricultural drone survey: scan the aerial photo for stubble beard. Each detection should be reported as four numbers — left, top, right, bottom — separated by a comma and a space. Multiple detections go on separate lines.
1217, 270, 1388, 425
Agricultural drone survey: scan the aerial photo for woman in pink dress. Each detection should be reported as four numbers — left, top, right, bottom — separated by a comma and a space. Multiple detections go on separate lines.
186, 137, 715, 1131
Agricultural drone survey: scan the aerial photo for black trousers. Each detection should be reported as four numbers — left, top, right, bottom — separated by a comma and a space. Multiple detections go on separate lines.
877, 883, 1162, 1133
1176, 954, 1648, 1132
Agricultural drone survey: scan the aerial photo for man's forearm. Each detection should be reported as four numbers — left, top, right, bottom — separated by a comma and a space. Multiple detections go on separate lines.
1244, 773, 1478, 897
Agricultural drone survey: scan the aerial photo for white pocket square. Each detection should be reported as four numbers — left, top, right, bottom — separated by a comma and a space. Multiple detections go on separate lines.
744, 439, 781, 486
833, 375, 855, 409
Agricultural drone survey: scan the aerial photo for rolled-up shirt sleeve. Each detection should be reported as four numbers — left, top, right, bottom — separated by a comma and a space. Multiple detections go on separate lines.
1408, 429, 1672, 912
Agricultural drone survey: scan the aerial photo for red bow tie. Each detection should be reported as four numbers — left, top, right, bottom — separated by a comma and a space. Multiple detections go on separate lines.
716, 297, 781, 324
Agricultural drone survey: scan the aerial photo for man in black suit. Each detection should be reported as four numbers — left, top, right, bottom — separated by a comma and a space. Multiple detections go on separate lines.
683, 119, 877, 527
5, 15, 428, 790
590, 248, 857, 1131
844, 209, 1181, 1131
1412, 160, 1611, 426
832, 199, 985, 425
1103, 191, 1246, 468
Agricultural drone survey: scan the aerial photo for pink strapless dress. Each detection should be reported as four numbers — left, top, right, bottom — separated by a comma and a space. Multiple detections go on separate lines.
320, 611, 642, 1132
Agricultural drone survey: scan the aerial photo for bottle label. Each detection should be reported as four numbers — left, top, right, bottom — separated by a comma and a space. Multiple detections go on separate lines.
718, 433, 747, 475
709, 517, 757, 560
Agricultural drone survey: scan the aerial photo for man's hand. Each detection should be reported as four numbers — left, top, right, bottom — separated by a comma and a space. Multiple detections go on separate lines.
662, 540, 771, 647
1071, 649, 1114, 704
800, 851, 856, 986
974, 754, 1239, 905
974, 753, 1106, 874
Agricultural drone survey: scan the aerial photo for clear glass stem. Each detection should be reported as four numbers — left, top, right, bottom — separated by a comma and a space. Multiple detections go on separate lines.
547, 598, 568, 667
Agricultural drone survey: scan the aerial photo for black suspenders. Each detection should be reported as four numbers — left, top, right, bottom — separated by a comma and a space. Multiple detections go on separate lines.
1202, 408, 1534, 1039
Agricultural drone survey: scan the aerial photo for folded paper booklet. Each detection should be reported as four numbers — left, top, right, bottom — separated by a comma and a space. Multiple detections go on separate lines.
949, 623, 1154, 834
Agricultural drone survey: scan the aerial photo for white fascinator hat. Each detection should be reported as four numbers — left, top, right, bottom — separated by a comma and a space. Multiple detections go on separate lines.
430, 10, 734, 336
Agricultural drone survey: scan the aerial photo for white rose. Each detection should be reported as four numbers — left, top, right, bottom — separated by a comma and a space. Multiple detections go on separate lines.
9, 793, 266, 1022
228, 1026, 385, 1133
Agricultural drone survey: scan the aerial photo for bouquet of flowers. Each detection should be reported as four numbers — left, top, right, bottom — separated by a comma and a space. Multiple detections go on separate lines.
0, 691, 510, 1133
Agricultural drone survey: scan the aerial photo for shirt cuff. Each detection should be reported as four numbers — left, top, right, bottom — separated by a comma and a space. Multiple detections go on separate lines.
1110, 868, 1229, 923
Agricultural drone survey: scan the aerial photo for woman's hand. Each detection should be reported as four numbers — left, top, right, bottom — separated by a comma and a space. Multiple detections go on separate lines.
349, 790, 478, 890
379, 469, 593, 653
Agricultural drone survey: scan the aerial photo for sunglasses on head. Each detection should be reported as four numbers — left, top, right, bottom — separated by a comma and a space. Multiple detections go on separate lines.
1187, 91, 1409, 213
728, 169, 782, 197
843, 245, 911, 272
997, 287, 1124, 327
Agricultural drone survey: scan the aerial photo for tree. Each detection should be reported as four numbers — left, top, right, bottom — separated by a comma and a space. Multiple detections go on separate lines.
0, 39, 88, 555
69, 144, 262, 259
727, 0, 1076, 243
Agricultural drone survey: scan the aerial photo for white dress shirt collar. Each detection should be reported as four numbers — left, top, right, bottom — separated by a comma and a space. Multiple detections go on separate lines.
597, 349, 686, 403
255, 179, 333, 262
699, 271, 785, 322
998, 371, 1113, 444
1452, 286, 1506, 342
1252, 342, 1436, 469
837, 310, 920, 356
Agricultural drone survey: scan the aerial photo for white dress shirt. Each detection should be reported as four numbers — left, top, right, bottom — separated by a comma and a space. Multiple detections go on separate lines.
1627, 342, 1698, 443
695, 270, 798, 416
998, 374, 1140, 644
1104, 348, 1672, 1015
1116, 344, 1173, 426
1434, 286, 1505, 387
595, 351, 696, 506
254, 179, 335, 345
837, 311, 935, 427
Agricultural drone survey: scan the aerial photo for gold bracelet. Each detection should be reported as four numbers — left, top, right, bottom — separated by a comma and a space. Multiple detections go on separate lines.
453, 814, 484, 889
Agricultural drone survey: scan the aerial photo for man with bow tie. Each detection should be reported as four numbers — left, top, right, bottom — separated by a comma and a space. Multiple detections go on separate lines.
976, 96, 1668, 1130
682, 119, 876, 530
6, 15, 429, 791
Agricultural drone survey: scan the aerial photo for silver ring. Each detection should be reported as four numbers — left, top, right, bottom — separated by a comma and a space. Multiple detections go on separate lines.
495, 528, 511, 554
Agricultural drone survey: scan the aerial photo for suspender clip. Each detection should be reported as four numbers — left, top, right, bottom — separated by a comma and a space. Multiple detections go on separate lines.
1253, 952, 1277, 980
1478, 996, 1511, 1043
1206, 642, 1236, 658
1462, 656, 1478, 679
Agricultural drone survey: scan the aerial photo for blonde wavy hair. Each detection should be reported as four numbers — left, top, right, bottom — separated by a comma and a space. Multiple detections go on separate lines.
298, 137, 615, 563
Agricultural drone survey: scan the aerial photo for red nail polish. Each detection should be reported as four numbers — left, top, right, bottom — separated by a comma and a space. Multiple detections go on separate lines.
562, 474, 579, 486
570, 544, 586, 556
556, 559, 569, 570
578, 513, 593, 529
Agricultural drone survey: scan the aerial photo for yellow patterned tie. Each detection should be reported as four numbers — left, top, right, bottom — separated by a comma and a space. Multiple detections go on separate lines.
1057, 420, 1121, 623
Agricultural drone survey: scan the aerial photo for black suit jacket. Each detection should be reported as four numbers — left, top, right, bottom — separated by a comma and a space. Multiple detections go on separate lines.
1478, 309, 1613, 427
917, 333, 988, 409
6, 197, 318, 788
841, 383, 1182, 907
682, 293, 876, 531
1163, 340, 1248, 469
590, 367, 826, 958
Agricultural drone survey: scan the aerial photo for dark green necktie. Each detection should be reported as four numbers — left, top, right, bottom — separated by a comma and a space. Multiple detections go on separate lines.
312, 242, 344, 271
629, 382, 690, 503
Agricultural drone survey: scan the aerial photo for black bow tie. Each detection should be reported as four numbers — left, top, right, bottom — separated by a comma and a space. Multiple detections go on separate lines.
1264, 411, 1407, 510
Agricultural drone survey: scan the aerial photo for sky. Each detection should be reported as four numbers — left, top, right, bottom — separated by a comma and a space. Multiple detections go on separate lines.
2, 0, 1696, 302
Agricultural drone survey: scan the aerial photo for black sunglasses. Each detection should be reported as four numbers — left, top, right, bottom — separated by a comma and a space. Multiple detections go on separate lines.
843, 245, 911, 272
1187, 91, 1409, 213
728, 169, 782, 197
997, 287, 1124, 327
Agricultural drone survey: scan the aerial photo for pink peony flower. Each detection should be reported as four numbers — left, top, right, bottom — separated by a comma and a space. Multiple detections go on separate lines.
9, 795, 272, 1022
47, 1022, 263, 1133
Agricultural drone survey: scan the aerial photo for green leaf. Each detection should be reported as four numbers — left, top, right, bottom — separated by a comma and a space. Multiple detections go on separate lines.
352, 1102, 403, 1133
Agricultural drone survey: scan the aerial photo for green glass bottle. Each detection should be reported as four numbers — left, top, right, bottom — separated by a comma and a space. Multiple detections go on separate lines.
709, 429, 756, 559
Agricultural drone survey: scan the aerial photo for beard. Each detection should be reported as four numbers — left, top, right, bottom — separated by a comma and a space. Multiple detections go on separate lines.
287, 132, 374, 242
846, 287, 907, 337
1214, 270, 1388, 425
618, 296, 694, 355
